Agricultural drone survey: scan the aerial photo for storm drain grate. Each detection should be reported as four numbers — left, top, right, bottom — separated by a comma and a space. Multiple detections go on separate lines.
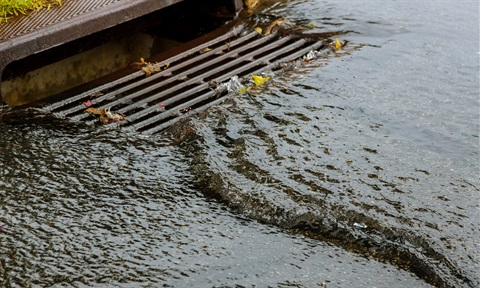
42, 24, 330, 134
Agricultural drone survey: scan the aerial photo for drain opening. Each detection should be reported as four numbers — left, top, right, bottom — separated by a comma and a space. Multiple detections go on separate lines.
36, 23, 331, 134
0, 0, 239, 107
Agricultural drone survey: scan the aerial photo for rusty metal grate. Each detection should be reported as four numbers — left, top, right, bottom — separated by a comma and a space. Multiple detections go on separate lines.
41, 25, 329, 134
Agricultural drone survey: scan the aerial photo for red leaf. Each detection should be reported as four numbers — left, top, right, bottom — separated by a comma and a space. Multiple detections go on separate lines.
83, 100, 93, 107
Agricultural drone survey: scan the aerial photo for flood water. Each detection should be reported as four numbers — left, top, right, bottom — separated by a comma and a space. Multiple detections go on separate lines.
1, 0, 479, 287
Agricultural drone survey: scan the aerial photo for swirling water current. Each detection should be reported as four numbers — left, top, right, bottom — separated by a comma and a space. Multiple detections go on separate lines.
1, 0, 479, 287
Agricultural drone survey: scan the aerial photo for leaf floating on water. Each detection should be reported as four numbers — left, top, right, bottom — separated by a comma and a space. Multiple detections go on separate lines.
251, 75, 270, 86
335, 38, 343, 50
265, 18, 285, 35
238, 87, 252, 94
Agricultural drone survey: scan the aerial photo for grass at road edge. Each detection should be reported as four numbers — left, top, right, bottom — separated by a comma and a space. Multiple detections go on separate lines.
0, 0, 62, 22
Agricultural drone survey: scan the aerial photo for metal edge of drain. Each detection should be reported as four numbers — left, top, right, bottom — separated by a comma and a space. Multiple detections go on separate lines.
36, 21, 331, 134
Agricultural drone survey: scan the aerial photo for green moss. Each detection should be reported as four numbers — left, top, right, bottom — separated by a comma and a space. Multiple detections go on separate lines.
0, 0, 62, 22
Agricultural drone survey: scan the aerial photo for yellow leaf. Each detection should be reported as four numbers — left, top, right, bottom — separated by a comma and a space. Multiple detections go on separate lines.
238, 87, 252, 94
335, 38, 343, 50
142, 67, 152, 77
251, 75, 270, 86
245, 0, 260, 9
254, 27, 263, 34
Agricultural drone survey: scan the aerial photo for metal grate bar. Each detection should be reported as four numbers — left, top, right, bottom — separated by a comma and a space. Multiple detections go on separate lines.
69, 31, 278, 122
48, 24, 246, 115
135, 40, 326, 134
39, 25, 329, 134
132, 90, 218, 131
116, 35, 284, 111
114, 35, 291, 116
124, 37, 304, 123
142, 91, 233, 135
45, 72, 142, 113
249, 40, 327, 75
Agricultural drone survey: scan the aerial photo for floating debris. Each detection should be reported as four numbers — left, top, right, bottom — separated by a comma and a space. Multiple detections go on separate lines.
251, 75, 270, 86
303, 50, 319, 61
303, 48, 330, 61
265, 18, 286, 35
303, 23, 317, 30
217, 75, 246, 94
85, 107, 126, 124
245, 0, 260, 9
353, 222, 368, 229
237, 86, 252, 94
132, 58, 169, 77
215, 74, 273, 95
335, 38, 343, 50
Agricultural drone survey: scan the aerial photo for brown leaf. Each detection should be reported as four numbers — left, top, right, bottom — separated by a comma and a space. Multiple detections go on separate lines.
265, 18, 285, 35
85, 107, 103, 115
86, 107, 125, 124
245, 0, 259, 9
142, 67, 152, 77
100, 108, 125, 124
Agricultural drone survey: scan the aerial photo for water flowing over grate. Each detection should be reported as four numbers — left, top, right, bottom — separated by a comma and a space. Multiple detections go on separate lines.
41, 24, 330, 134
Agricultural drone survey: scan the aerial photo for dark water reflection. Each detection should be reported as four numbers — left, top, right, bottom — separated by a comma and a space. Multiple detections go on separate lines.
1, 0, 479, 287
